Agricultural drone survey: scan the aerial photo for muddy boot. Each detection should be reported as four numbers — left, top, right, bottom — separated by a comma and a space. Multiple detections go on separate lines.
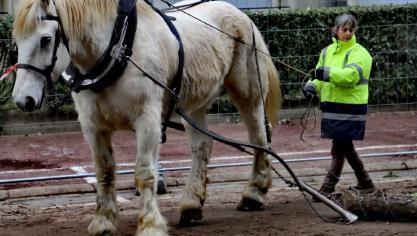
344, 142, 375, 193
313, 141, 345, 202
312, 185, 335, 202
352, 174, 375, 194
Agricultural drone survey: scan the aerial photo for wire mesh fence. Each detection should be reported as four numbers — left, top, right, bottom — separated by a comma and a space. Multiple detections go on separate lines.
0, 1, 417, 134
0, 1, 416, 199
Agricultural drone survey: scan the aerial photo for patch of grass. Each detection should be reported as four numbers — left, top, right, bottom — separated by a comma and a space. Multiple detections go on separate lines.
383, 171, 400, 178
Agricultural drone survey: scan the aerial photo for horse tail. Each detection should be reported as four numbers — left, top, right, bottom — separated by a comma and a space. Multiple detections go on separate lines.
265, 58, 281, 128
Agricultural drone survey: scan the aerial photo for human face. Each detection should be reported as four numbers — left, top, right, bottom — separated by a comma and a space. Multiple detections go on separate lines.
336, 24, 355, 42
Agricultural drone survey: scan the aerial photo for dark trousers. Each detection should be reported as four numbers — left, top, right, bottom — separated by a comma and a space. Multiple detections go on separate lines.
321, 139, 374, 192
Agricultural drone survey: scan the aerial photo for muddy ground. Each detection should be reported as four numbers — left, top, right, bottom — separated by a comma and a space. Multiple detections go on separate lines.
1, 178, 417, 236
0, 111, 416, 235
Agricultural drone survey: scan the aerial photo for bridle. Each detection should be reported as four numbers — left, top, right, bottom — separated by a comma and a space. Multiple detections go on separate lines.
16, 1, 69, 89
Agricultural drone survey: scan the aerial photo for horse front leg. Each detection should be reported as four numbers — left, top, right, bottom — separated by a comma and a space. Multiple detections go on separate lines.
134, 113, 168, 236
180, 110, 213, 225
83, 128, 118, 236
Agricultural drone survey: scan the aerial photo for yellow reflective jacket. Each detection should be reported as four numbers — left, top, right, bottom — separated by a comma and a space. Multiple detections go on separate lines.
304, 35, 373, 140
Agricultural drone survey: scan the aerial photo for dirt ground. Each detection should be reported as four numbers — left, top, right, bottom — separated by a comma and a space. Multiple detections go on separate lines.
1, 179, 417, 236
1, 111, 416, 181
0, 111, 416, 235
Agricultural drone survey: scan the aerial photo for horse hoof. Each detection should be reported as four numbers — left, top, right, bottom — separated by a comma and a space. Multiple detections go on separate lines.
90, 230, 113, 236
179, 208, 203, 226
236, 198, 263, 211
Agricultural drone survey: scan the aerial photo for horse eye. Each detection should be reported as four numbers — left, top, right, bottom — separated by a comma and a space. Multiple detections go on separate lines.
40, 36, 52, 49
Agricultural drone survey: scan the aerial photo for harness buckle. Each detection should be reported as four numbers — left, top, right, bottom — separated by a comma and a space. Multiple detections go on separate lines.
110, 44, 128, 62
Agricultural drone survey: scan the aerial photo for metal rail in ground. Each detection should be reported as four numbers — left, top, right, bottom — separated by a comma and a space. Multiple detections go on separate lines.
0, 150, 416, 185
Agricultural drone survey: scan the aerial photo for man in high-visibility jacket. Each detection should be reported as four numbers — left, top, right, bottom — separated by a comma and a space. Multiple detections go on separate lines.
304, 14, 375, 198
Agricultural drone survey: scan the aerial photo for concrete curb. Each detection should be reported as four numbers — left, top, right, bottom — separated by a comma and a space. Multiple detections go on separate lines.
1, 159, 416, 201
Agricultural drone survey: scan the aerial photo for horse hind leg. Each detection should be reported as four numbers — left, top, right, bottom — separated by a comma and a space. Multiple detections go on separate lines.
225, 73, 272, 211
82, 128, 118, 236
179, 108, 213, 226
237, 103, 272, 211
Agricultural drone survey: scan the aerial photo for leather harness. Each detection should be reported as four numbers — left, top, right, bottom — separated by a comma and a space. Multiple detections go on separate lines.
18, 0, 186, 141
60, 0, 138, 93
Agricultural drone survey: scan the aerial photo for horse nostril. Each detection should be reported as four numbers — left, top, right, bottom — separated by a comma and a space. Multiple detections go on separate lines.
16, 101, 26, 111
24, 96, 36, 112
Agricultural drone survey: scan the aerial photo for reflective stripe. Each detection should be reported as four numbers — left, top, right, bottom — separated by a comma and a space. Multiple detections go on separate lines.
343, 48, 353, 67
323, 66, 330, 82
322, 112, 366, 121
343, 45, 368, 85
345, 63, 368, 84
343, 45, 360, 66
321, 46, 329, 66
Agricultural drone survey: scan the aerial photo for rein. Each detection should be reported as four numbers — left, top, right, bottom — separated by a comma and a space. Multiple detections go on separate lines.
15, 0, 353, 222
135, 0, 355, 224
144, 0, 185, 143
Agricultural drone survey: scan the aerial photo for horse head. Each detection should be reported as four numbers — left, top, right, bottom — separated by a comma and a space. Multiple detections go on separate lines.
12, 0, 69, 112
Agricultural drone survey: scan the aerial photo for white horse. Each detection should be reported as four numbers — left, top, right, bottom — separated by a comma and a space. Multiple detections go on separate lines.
12, 0, 281, 235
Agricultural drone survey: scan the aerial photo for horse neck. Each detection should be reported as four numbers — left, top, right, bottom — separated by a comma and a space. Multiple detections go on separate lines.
56, 0, 119, 71
59, 0, 176, 75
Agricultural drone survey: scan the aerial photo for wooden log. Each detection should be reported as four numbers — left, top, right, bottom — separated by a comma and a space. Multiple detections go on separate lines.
334, 189, 417, 221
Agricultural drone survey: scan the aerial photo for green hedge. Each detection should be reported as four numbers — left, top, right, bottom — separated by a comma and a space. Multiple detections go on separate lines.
0, 15, 15, 106
1, 5, 417, 115
246, 4, 417, 107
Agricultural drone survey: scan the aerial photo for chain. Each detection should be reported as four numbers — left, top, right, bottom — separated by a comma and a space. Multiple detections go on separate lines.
381, 191, 397, 220
356, 189, 368, 219
270, 165, 347, 223
44, 89, 73, 111
152, 1, 352, 224
300, 190, 345, 224
349, 187, 369, 219
270, 165, 296, 188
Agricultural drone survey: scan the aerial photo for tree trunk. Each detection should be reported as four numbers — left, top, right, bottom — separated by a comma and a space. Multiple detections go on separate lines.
335, 189, 417, 221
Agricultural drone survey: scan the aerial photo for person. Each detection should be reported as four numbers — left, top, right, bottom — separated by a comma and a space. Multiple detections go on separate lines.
303, 14, 375, 198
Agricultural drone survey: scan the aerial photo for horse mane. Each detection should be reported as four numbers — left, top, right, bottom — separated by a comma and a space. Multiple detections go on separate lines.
14, 0, 45, 39
14, 0, 118, 41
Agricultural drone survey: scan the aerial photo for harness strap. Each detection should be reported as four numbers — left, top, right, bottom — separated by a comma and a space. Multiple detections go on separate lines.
17, 27, 62, 89
41, 14, 69, 52
161, 0, 209, 13
16, 64, 50, 78
176, 107, 300, 188
61, 0, 137, 93
251, 23, 272, 145
146, 1, 185, 143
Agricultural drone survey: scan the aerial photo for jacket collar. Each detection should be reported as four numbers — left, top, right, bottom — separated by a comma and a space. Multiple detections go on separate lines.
332, 35, 356, 53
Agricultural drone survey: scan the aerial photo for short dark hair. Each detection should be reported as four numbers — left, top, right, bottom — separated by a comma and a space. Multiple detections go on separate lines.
331, 14, 358, 38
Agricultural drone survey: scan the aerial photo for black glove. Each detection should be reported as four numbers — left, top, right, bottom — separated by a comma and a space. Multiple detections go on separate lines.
309, 67, 326, 81
302, 84, 316, 98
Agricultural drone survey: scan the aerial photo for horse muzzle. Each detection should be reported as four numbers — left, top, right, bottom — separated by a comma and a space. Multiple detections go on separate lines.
14, 91, 44, 112
15, 96, 38, 112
